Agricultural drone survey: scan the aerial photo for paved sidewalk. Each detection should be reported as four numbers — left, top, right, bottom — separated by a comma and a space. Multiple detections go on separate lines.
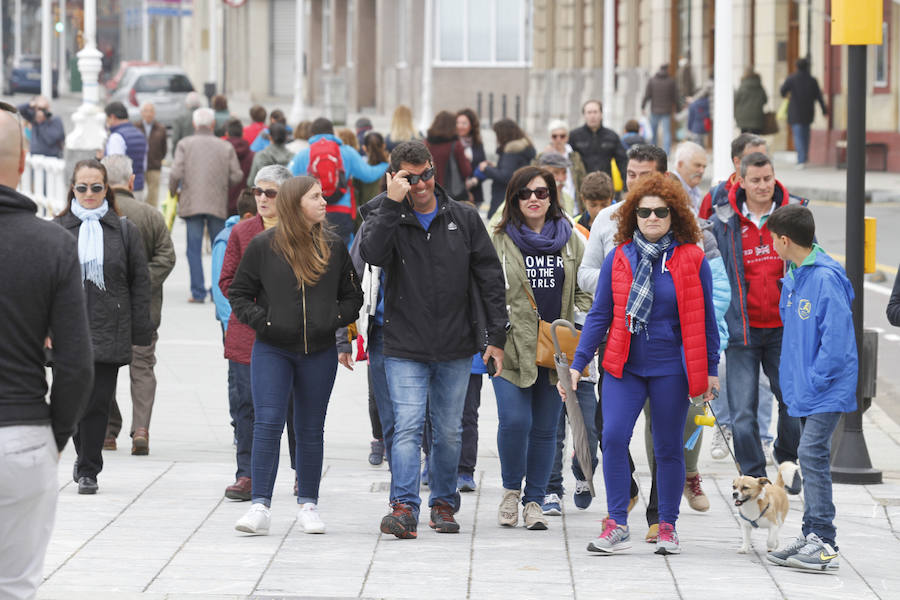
39, 220, 899, 600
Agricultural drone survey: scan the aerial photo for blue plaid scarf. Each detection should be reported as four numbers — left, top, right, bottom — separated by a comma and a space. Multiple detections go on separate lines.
625, 230, 675, 336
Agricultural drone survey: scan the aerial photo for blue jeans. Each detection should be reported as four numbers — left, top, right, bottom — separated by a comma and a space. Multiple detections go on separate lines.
249, 340, 337, 506
493, 369, 565, 505
602, 369, 689, 525
385, 356, 471, 516
547, 380, 599, 496
791, 123, 811, 164
798, 412, 842, 547
649, 112, 672, 154
712, 364, 775, 442
724, 327, 801, 478
367, 326, 393, 465
228, 360, 254, 479
184, 214, 226, 301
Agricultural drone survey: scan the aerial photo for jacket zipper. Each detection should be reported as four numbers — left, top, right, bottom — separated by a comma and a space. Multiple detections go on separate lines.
730, 225, 749, 346
301, 281, 309, 353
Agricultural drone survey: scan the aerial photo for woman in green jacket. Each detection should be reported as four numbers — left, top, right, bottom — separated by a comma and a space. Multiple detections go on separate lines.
491, 165, 593, 531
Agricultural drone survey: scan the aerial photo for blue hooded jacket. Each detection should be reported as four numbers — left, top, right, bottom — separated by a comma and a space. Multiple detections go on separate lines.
212, 215, 241, 328
778, 246, 858, 417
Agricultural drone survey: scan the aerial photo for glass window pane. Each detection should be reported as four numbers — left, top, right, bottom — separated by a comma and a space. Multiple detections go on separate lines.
439, 0, 465, 61
468, 1, 491, 62
495, 0, 521, 62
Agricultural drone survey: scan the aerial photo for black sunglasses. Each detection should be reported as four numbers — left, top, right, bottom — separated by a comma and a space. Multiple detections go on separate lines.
402, 167, 435, 185
517, 187, 551, 201
75, 183, 106, 194
636, 206, 670, 219
0, 101, 23, 153
253, 187, 278, 199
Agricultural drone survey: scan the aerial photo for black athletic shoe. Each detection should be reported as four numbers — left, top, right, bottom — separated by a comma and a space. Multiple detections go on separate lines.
78, 476, 98, 495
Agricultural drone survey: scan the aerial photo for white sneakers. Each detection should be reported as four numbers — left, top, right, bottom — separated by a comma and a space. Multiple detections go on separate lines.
235, 503, 271, 535
235, 502, 326, 535
297, 503, 326, 534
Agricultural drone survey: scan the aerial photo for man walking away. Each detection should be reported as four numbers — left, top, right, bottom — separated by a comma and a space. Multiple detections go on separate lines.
642, 65, 682, 155
779, 58, 827, 169
0, 102, 93, 600
137, 102, 167, 207
101, 155, 176, 456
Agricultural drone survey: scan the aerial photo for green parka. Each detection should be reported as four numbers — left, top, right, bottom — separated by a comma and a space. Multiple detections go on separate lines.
491, 226, 593, 388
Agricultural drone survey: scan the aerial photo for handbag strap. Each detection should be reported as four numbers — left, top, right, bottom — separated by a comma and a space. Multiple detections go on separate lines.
521, 281, 542, 320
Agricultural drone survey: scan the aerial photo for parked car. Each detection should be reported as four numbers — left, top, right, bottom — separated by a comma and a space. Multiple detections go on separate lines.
104, 60, 162, 95
108, 65, 195, 128
3, 55, 58, 97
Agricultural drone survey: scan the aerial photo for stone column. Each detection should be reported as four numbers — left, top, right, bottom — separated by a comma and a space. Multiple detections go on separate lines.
289, 0, 306, 124
58, 0, 69, 95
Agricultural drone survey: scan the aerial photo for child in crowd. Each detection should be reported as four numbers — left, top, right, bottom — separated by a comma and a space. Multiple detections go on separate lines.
621, 119, 647, 151
765, 204, 857, 571
573, 171, 613, 239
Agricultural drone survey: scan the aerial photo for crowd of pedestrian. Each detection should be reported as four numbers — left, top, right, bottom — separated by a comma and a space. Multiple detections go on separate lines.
0, 54, 870, 597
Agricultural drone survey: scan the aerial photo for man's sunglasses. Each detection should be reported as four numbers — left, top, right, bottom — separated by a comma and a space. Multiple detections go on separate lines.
0, 101, 24, 153
517, 187, 551, 201
253, 187, 278, 199
75, 183, 106, 194
402, 167, 434, 185
636, 206, 670, 219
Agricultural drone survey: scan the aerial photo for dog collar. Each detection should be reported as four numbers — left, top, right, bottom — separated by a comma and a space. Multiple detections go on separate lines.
738, 502, 770, 529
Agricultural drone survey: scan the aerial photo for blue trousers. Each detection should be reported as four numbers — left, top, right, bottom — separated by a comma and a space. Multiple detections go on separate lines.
367, 326, 393, 465
493, 369, 564, 505
184, 214, 225, 301
649, 112, 673, 155
249, 340, 337, 506
711, 363, 775, 442
385, 356, 470, 517
791, 123, 811, 165
799, 412, 842, 547
227, 360, 254, 479
602, 369, 689, 525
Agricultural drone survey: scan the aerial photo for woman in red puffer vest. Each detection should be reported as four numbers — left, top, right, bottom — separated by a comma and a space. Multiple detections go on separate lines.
560, 173, 720, 556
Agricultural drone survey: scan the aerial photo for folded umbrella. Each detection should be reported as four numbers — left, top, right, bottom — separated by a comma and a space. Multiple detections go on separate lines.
551, 318, 595, 497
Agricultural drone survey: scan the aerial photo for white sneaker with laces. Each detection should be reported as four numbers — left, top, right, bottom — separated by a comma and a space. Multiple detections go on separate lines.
235, 503, 271, 535
297, 502, 326, 534
762, 439, 775, 466
710, 426, 731, 460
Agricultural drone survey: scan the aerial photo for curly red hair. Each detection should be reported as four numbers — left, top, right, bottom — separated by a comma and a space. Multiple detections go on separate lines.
614, 172, 701, 245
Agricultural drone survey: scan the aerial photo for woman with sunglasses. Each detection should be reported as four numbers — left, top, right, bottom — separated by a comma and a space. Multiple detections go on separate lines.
491, 165, 593, 531
229, 176, 362, 536
560, 172, 719, 556
539, 120, 586, 209
54, 159, 152, 495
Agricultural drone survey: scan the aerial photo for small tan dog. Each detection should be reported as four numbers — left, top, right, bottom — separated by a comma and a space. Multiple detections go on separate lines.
732, 462, 798, 554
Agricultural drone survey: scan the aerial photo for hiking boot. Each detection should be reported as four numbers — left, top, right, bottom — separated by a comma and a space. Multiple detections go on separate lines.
523, 502, 548, 530
767, 535, 810, 566
225, 477, 252, 501
645, 523, 659, 543
710, 426, 731, 460
131, 428, 149, 456
541, 493, 562, 516
785, 533, 840, 571
77, 476, 98, 495
573, 479, 592, 510
655, 522, 680, 555
380, 503, 418, 539
297, 503, 326, 534
498, 489, 520, 527
587, 518, 631, 554
368, 439, 385, 466
103, 436, 117, 451
235, 503, 270, 535
457, 472, 477, 492
429, 501, 460, 533
683, 472, 710, 512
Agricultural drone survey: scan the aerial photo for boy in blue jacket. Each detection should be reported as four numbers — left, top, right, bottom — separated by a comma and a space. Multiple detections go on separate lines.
765, 204, 857, 571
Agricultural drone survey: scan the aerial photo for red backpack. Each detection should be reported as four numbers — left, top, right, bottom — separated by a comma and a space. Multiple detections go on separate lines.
307, 137, 348, 204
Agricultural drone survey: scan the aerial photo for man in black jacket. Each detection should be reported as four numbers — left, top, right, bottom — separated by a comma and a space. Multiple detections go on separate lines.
0, 103, 93, 598
780, 58, 827, 169
360, 141, 506, 539
569, 100, 628, 179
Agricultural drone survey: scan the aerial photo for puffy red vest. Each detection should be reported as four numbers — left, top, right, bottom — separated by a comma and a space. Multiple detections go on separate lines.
602, 242, 710, 397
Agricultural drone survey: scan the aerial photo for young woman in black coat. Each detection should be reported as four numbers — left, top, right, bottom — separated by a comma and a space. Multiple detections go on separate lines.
54, 159, 152, 495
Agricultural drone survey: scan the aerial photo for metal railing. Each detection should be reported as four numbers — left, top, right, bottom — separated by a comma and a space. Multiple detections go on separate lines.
19, 154, 68, 218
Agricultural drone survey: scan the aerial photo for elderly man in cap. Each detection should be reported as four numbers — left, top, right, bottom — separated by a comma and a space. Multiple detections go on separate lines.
538, 152, 577, 216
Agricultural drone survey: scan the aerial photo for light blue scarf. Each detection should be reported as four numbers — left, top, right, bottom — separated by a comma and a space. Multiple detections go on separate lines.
70, 199, 109, 290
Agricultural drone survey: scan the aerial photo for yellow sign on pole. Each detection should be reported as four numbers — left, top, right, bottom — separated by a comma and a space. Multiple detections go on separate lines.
831, 0, 884, 45
864, 217, 877, 274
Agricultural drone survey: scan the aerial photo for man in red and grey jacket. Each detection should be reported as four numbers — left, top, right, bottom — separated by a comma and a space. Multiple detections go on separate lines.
709, 152, 804, 482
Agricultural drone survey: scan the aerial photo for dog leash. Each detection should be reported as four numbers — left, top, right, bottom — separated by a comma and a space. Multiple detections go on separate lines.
704, 388, 744, 476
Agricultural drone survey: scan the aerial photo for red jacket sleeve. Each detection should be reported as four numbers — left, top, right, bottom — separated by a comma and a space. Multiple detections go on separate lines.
219, 233, 243, 298
698, 192, 713, 220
